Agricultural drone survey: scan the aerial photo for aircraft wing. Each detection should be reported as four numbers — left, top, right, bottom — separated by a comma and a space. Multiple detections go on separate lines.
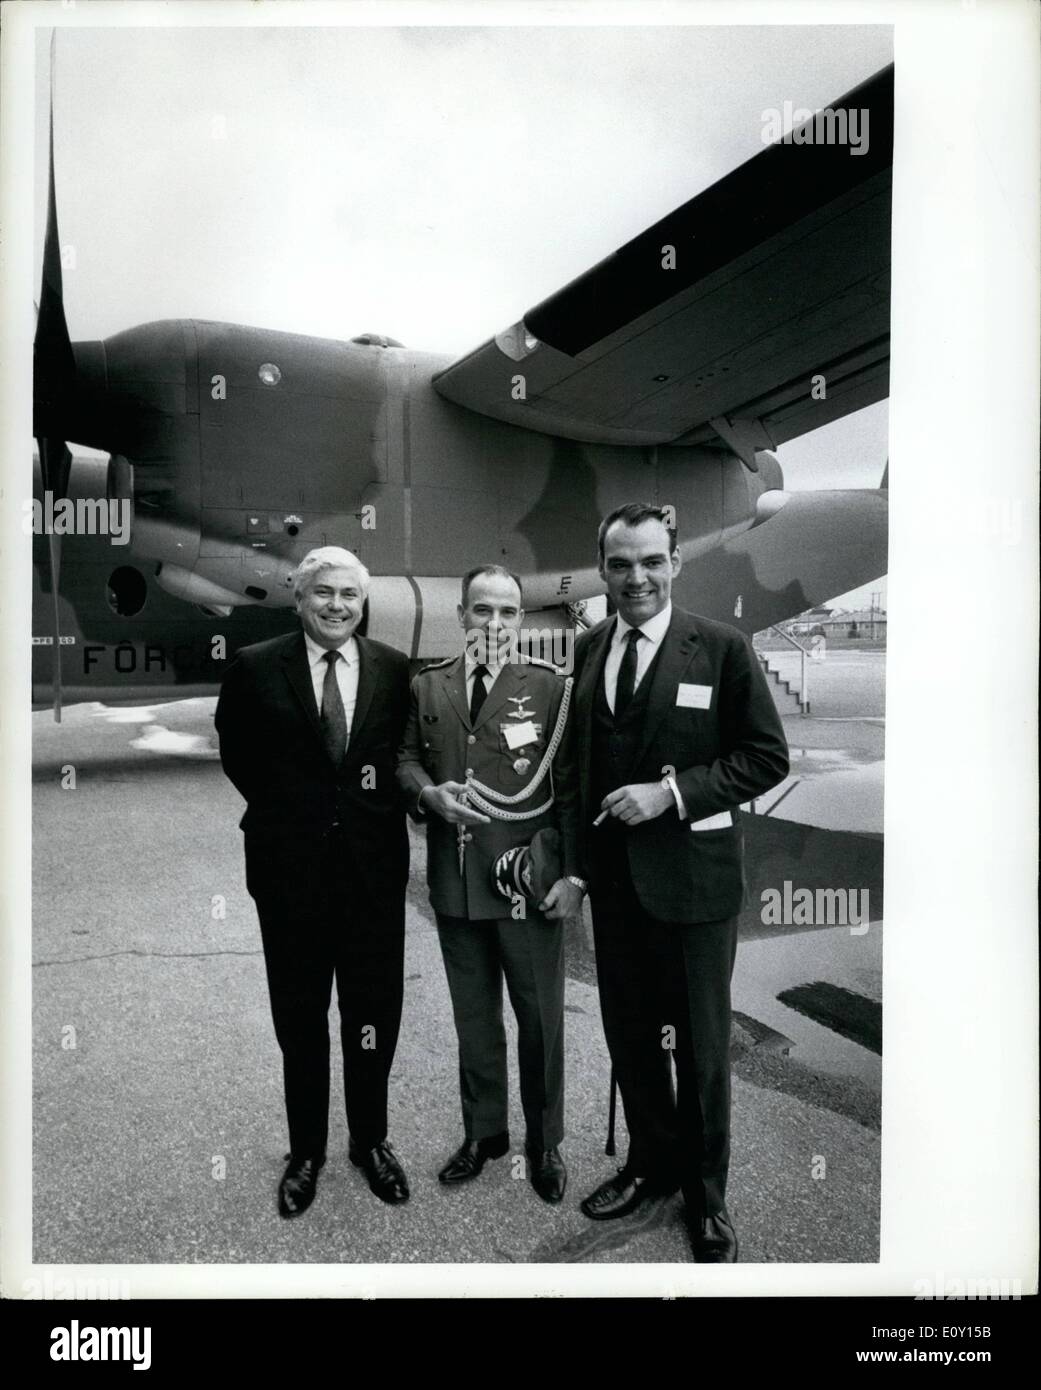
434, 65, 892, 462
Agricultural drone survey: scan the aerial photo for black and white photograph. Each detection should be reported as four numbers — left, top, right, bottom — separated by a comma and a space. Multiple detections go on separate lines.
2, 0, 1036, 1321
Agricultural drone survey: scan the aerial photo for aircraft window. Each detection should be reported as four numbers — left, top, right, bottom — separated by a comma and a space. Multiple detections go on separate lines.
106, 566, 147, 617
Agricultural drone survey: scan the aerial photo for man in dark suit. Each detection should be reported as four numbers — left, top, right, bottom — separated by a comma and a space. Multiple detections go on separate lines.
572, 504, 789, 1261
215, 546, 411, 1217
397, 566, 584, 1203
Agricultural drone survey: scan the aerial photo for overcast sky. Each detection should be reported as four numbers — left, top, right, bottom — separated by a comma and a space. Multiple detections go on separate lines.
38, 20, 891, 607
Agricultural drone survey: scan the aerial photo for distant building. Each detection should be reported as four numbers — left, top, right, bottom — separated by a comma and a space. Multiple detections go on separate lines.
755, 602, 886, 649
784, 607, 832, 637
820, 607, 887, 640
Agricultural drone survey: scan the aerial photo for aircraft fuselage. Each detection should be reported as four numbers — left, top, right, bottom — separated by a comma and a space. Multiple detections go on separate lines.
33, 319, 779, 705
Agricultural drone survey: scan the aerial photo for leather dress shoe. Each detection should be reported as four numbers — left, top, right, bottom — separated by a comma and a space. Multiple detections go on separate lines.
580, 1166, 679, 1220
526, 1146, 567, 1204
278, 1152, 325, 1218
437, 1132, 510, 1184
348, 1138, 410, 1205
688, 1210, 739, 1263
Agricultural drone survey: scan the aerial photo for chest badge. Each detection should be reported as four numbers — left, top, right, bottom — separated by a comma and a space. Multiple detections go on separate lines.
512, 756, 532, 776
506, 696, 535, 720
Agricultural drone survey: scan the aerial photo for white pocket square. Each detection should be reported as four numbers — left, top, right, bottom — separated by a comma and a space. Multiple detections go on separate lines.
690, 810, 733, 832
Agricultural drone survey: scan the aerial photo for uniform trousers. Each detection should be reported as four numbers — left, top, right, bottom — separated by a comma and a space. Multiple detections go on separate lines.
590, 837, 738, 1218
435, 912, 565, 1151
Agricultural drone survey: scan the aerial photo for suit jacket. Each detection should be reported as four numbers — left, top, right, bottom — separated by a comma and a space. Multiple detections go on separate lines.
214, 629, 411, 899
573, 606, 789, 923
396, 655, 581, 920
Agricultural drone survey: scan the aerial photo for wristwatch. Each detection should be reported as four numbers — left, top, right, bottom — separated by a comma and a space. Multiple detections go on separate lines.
565, 875, 588, 893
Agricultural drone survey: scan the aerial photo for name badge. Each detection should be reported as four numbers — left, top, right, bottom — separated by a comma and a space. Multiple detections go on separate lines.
676, 682, 713, 710
504, 720, 538, 750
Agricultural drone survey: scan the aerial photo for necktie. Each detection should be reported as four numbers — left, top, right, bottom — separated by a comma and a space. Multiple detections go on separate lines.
469, 664, 489, 725
614, 628, 643, 719
320, 650, 348, 766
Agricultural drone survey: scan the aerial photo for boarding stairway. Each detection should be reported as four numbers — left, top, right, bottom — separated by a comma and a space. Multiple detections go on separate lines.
755, 626, 812, 716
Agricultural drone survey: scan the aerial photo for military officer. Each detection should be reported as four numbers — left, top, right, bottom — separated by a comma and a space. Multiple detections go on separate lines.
397, 565, 584, 1204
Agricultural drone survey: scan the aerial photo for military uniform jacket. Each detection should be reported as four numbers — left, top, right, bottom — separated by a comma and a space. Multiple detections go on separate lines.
396, 654, 581, 920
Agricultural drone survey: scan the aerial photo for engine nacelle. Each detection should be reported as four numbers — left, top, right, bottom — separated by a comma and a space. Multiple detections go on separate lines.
154, 563, 250, 613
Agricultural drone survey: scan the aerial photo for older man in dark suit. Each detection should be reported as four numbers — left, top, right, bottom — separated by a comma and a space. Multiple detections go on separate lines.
572, 504, 789, 1261
215, 546, 411, 1217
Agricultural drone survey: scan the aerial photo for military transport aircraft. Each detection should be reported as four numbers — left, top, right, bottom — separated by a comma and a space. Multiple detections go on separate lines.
32, 59, 891, 718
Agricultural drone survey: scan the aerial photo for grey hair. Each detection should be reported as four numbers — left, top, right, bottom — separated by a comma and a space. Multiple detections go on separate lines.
292, 546, 371, 600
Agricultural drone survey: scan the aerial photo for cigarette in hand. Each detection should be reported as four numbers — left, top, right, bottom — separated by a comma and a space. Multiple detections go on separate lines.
592, 809, 609, 827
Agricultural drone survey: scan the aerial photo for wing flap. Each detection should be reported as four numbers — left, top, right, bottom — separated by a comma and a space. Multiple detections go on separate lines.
434, 65, 893, 450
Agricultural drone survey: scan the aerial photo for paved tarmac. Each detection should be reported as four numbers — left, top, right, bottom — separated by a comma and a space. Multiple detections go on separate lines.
29, 695, 882, 1271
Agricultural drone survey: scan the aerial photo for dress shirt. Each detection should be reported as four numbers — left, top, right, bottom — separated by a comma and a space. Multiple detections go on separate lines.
464, 654, 504, 712
603, 602, 673, 712
303, 632, 359, 751
602, 602, 688, 821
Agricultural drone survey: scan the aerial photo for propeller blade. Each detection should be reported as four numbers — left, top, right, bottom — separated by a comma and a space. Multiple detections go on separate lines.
34, 40, 74, 429
46, 531, 64, 723
34, 36, 74, 721
36, 438, 72, 722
